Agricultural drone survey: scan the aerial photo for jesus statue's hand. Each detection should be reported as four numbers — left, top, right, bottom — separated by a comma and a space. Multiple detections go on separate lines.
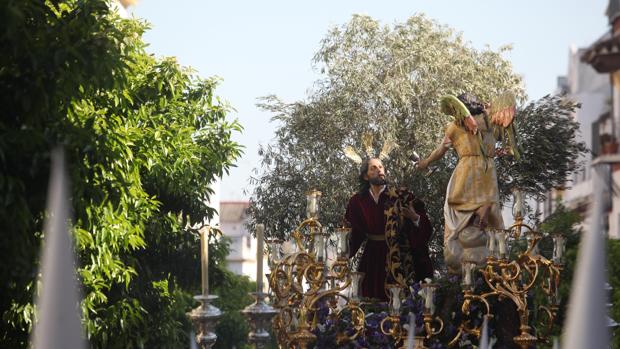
399, 203, 420, 222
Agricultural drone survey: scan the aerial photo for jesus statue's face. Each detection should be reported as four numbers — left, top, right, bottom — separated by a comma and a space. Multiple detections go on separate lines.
365, 158, 386, 186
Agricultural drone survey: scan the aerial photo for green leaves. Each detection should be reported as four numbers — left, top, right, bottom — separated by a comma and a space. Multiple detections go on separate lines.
608, 240, 620, 348
1, 1, 242, 347
496, 95, 587, 202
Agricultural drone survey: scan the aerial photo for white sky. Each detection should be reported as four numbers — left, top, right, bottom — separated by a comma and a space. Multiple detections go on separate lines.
130, 0, 609, 200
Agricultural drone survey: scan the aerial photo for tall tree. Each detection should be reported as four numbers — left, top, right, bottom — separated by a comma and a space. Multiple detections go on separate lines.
0, 1, 243, 347
249, 14, 586, 265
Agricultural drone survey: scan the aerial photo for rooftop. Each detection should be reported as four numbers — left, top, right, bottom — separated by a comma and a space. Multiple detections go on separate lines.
220, 201, 250, 222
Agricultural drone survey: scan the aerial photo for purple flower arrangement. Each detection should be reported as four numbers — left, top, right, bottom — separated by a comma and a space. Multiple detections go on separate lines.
305, 274, 505, 348
310, 279, 454, 348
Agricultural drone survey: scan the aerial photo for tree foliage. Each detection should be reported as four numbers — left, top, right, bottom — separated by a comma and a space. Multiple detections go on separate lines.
211, 269, 256, 349
1, 1, 243, 347
249, 15, 584, 264
251, 15, 524, 240
533, 203, 583, 345
497, 95, 587, 202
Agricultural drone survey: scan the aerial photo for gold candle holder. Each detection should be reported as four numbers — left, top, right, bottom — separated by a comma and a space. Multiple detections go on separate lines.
450, 222, 563, 349
267, 190, 367, 348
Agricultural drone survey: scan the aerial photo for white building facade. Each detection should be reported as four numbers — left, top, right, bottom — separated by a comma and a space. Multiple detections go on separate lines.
219, 201, 268, 288
545, 44, 620, 238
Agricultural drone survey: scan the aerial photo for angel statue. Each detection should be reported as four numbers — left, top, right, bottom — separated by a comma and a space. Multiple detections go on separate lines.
417, 93, 517, 274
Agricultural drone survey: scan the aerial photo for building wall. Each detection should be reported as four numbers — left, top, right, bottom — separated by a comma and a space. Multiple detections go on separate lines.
219, 202, 268, 291
567, 46, 610, 185
544, 46, 611, 231
608, 171, 620, 239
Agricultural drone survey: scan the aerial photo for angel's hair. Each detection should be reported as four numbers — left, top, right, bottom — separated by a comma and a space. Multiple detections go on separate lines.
457, 93, 485, 115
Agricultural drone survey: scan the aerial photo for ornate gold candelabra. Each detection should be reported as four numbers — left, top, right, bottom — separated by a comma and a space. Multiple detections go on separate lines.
264, 189, 564, 348
379, 283, 444, 349
380, 286, 407, 346
268, 190, 450, 349
449, 192, 565, 349
268, 190, 366, 348
418, 282, 444, 347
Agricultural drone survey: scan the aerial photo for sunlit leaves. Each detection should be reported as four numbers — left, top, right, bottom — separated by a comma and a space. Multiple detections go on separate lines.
1, 1, 242, 347
496, 95, 586, 201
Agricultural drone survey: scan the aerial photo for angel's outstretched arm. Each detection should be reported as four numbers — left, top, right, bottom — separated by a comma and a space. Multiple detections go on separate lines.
418, 134, 450, 169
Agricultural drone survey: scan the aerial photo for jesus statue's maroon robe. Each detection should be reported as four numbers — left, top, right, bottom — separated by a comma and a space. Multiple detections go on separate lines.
345, 186, 433, 301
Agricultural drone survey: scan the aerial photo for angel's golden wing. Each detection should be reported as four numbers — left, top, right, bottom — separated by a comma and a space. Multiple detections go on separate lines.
440, 95, 470, 122
489, 92, 520, 160
489, 92, 516, 128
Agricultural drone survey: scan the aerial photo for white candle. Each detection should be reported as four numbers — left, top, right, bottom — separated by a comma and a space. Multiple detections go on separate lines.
464, 268, 471, 286
201, 227, 210, 296
498, 232, 507, 256
406, 312, 415, 349
462, 263, 473, 287
306, 191, 317, 218
309, 197, 316, 216
350, 272, 364, 301
306, 190, 321, 219
338, 229, 350, 258
488, 231, 496, 253
389, 287, 401, 315
512, 190, 524, 219
392, 296, 401, 315
267, 240, 282, 270
315, 234, 326, 261
340, 235, 348, 256
256, 224, 265, 293
553, 235, 565, 263
425, 286, 434, 311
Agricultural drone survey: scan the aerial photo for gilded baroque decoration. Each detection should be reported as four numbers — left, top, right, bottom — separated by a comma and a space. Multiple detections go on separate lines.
343, 132, 398, 165
384, 187, 416, 289
256, 96, 566, 348
256, 189, 564, 349
448, 202, 565, 349
267, 190, 366, 348
265, 189, 445, 349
